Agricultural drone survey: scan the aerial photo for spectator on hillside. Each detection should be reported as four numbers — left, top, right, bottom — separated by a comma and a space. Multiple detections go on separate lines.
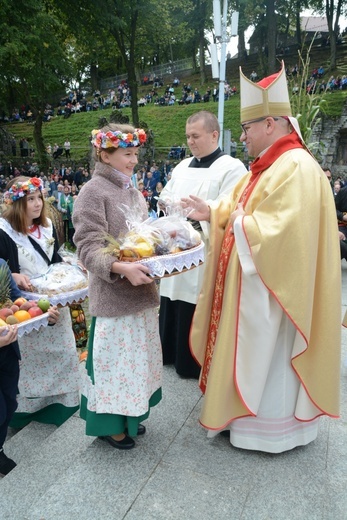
143, 170, 157, 192
137, 180, 148, 198
74, 166, 83, 187
82, 168, 91, 183
160, 160, 172, 183
138, 97, 146, 107
212, 86, 218, 102
250, 70, 258, 82
64, 139, 71, 158
49, 174, 60, 195
193, 88, 201, 103
230, 138, 237, 158
21, 138, 29, 157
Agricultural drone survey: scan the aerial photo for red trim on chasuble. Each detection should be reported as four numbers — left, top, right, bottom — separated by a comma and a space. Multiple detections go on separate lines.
199, 132, 305, 393
199, 173, 261, 393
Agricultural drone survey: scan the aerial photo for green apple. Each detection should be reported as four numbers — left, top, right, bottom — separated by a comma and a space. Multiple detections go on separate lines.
37, 298, 50, 312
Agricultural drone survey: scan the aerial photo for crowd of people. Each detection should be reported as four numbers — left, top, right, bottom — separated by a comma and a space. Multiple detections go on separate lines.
0, 61, 344, 478
1, 74, 239, 125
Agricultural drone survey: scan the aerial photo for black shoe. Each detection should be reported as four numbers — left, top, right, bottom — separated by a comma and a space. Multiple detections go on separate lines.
98, 435, 135, 450
125, 423, 146, 436
0, 450, 16, 476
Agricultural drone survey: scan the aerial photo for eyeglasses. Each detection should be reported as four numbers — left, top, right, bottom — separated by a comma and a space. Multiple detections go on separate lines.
240, 117, 279, 135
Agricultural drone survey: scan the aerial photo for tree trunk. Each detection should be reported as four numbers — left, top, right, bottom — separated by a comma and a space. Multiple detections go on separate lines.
126, 52, 139, 126
33, 111, 49, 172
326, 0, 343, 70
238, 30, 245, 58
295, 1, 301, 47
90, 63, 98, 92
329, 29, 337, 70
266, 0, 276, 73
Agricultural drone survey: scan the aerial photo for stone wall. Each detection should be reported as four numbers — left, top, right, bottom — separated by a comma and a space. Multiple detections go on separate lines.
311, 101, 347, 180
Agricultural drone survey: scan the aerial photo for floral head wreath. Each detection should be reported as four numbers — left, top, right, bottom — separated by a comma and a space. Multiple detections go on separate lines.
91, 128, 147, 152
4, 177, 43, 204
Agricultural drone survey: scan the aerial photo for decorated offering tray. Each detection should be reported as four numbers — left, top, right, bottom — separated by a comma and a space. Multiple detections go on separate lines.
16, 312, 50, 338
21, 262, 88, 306
21, 287, 88, 307
105, 208, 205, 279
123, 241, 205, 278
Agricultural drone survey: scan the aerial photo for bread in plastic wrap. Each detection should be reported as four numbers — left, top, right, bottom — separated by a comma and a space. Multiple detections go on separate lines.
30, 263, 88, 296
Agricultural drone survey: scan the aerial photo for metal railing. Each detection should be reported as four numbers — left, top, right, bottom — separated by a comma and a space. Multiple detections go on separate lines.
99, 58, 194, 92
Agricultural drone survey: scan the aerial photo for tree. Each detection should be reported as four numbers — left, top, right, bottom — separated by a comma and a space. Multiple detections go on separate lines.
0, 0, 74, 169
327, 0, 345, 69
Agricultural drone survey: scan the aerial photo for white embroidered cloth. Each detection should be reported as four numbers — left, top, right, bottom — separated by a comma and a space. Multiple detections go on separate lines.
21, 287, 88, 307
126, 242, 205, 278
16, 313, 50, 338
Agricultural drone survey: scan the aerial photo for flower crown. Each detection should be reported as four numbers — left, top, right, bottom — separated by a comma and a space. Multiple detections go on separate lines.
4, 177, 43, 204
91, 128, 147, 150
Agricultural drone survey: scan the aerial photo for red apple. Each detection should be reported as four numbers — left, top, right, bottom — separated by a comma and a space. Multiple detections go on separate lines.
19, 301, 31, 311
10, 304, 19, 313
13, 297, 27, 307
0, 308, 13, 319
20, 301, 37, 311
28, 306, 44, 318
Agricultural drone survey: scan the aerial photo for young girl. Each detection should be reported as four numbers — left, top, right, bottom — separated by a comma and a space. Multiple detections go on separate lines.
0, 177, 80, 428
73, 124, 162, 450
0, 259, 20, 476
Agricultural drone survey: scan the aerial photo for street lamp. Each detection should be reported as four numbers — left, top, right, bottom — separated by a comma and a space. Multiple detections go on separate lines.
210, 1, 239, 149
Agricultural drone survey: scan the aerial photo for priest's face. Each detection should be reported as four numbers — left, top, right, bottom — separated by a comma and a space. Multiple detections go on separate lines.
186, 120, 219, 159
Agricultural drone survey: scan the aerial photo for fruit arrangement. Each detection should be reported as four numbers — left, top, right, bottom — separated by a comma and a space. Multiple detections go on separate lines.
0, 296, 50, 326
104, 215, 201, 261
70, 303, 88, 349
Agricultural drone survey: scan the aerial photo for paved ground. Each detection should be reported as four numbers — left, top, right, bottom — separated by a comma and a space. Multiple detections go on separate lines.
1, 266, 347, 520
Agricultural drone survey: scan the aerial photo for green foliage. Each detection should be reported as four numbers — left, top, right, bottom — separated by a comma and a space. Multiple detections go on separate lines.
0, 0, 72, 112
289, 41, 327, 150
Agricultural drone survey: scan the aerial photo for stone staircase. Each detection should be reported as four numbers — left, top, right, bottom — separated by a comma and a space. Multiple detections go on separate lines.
0, 415, 96, 519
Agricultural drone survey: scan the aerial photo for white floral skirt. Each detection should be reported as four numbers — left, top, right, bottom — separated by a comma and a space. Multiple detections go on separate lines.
82, 307, 162, 417
16, 306, 80, 411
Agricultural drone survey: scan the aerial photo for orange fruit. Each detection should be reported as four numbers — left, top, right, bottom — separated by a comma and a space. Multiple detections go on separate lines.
14, 310, 31, 322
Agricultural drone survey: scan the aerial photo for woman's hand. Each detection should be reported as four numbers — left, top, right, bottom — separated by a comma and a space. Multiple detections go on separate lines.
0, 325, 18, 348
47, 305, 60, 324
111, 261, 154, 286
180, 195, 210, 222
12, 273, 32, 291
77, 260, 87, 273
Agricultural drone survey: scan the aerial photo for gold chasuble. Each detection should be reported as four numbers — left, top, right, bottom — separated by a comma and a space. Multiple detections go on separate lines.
190, 133, 341, 432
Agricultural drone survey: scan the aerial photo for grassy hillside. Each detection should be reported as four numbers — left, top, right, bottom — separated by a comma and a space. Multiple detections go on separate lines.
2, 96, 243, 165
2, 46, 347, 168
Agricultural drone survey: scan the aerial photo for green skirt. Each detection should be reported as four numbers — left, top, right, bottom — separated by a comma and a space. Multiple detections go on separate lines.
10, 403, 79, 429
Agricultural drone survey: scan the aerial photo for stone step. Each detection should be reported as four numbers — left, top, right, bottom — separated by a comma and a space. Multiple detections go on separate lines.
3, 422, 57, 465
0, 415, 95, 519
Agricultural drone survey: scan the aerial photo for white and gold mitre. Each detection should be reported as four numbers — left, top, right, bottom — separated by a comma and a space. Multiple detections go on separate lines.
240, 61, 292, 123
